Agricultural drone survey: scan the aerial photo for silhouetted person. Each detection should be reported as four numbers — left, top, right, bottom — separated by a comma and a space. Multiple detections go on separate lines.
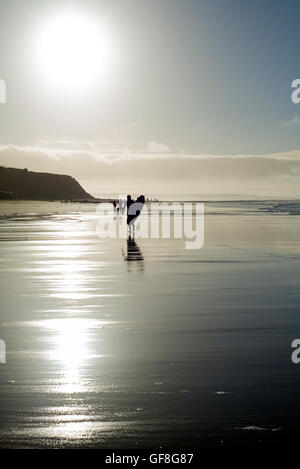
119, 196, 126, 215
113, 200, 117, 213
127, 195, 133, 212
127, 194, 145, 238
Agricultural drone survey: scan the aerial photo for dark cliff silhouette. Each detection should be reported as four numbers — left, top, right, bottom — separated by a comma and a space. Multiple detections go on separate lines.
0, 166, 94, 200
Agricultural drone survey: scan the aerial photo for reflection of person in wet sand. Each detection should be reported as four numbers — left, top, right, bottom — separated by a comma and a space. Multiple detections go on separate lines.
127, 194, 145, 239
123, 238, 144, 271
126, 238, 144, 261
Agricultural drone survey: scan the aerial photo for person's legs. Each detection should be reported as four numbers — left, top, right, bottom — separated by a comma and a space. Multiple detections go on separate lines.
128, 220, 136, 239
128, 221, 132, 238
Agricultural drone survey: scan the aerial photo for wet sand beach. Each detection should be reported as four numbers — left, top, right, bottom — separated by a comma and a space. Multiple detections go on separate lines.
0, 200, 300, 448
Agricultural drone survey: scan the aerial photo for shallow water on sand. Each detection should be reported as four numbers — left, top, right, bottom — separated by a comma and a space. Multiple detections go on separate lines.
0, 201, 300, 448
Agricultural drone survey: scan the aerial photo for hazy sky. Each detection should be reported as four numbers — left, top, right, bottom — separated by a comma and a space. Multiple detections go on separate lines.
0, 0, 300, 196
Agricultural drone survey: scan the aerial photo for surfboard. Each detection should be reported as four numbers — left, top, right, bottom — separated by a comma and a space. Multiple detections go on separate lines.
127, 195, 145, 225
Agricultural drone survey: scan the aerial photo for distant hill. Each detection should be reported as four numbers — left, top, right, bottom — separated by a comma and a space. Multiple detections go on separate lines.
0, 166, 94, 200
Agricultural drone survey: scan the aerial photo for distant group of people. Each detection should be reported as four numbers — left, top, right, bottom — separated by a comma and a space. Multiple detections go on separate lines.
112, 194, 145, 238
112, 199, 124, 214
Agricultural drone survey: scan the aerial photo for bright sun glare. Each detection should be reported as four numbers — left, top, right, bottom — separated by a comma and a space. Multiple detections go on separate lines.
35, 10, 114, 94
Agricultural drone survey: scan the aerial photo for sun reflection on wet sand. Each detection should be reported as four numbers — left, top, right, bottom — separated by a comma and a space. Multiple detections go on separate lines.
1, 207, 300, 447
23, 318, 116, 394
53, 319, 87, 393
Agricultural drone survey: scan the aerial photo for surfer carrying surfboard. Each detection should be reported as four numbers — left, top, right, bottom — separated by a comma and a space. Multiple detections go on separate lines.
127, 194, 145, 239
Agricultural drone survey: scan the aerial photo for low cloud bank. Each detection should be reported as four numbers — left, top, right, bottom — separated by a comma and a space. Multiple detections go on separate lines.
0, 142, 300, 197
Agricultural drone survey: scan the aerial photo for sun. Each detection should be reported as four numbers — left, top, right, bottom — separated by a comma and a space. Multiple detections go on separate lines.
35, 10, 114, 94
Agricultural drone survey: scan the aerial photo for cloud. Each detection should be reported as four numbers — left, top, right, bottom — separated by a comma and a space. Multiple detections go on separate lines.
146, 141, 171, 153
0, 141, 300, 196
277, 115, 300, 127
